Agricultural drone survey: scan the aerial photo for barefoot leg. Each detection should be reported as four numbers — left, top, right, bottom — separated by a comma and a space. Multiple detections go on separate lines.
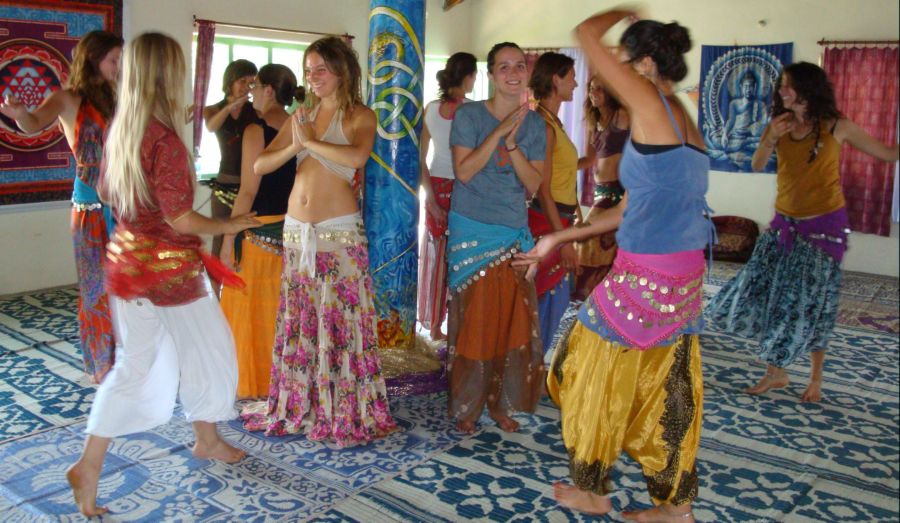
801, 351, 825, 402
66, 435, 111, 517
552, 481, 612, 515
191, 421, 245, 463
623, 502, 694, 522
745, 365, 789, 395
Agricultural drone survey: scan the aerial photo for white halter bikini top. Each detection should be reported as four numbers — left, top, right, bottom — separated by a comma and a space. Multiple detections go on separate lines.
296, 105, 357, 183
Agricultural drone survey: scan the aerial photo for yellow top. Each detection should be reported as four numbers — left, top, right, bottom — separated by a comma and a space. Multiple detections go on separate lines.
774, 124, 845, 218
539, 105, 579, 206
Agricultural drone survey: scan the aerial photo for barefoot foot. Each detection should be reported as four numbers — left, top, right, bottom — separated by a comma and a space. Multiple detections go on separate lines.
622, 503, 694, 522
553, 481, 612, 515
490, 413, 520, 432
455, 420, 477, 434
66, 461, 108, 517
745, 372, 789, 395
801, 379, 823, 403
192, 438, 246, 463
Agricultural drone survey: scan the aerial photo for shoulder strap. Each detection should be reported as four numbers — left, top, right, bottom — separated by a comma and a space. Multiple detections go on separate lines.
658, 91, 684, 144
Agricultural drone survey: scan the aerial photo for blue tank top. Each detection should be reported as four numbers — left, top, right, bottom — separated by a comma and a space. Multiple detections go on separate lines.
616, 92, 714, 254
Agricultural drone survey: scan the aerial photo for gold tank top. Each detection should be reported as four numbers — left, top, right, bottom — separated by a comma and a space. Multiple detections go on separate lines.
774, 123, 845, 218
538, 105, 579, 206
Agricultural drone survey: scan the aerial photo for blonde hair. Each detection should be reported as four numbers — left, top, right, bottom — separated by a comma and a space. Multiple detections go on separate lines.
303, 37, 363, 113
103, 32, 187, 220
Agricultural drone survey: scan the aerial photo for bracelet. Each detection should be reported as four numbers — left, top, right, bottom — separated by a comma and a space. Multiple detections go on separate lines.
506, 143, 518, 152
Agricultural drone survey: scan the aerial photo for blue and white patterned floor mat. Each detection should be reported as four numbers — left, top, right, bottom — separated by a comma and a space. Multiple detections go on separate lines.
0, 277, 897, 522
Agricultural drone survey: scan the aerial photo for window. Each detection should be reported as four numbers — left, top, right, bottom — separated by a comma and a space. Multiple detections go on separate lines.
192, 34, 308, 178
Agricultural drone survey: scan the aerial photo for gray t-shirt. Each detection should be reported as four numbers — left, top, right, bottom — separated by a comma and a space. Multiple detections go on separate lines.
449, 101, 546, 229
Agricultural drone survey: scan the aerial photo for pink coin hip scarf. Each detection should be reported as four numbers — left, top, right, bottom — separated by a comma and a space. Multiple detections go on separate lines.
578, 249, 705, 349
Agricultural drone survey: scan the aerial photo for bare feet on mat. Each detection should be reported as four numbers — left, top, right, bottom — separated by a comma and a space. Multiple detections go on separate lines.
745, 371, 789, 395
66, 461, 108, 517
553, 481, 612, 515
623, 503, 694, 522
456, 420, 477, 434
490, 413, 520, 432
192, 438, 246, 463
801, 379, 823, 402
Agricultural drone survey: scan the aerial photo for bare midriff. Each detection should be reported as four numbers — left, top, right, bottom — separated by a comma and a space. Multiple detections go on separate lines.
287, 158, 359, 223
594, 152, 622, 183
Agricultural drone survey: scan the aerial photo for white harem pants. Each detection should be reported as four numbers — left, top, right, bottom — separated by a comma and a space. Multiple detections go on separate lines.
86, 285, 238, 438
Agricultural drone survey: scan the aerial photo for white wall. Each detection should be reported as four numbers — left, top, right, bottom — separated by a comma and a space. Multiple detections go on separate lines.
2, 0, 897, 294
0, 0, 472, 295
468, 0, 900, 277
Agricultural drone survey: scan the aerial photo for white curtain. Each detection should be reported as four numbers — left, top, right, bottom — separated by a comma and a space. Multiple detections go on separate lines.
559, 47, 590, 201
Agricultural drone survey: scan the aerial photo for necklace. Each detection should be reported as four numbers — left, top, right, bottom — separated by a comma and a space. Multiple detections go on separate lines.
538, 103, 562, 127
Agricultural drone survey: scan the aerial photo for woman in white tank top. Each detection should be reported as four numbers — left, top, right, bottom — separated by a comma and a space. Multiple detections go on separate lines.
417, 52, 477, 341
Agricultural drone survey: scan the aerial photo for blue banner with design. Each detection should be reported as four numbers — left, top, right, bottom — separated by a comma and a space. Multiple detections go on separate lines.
364, 0, 424, 349
699, 43, 792, 173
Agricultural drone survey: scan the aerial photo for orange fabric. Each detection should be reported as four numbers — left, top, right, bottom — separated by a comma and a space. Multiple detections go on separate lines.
774, 125, 845, 218
454, 262, 534, 361
447, 258, 543, 422
220, 214, 284, 398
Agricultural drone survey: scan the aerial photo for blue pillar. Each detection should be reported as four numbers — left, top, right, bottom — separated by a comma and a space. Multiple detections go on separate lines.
365, 1, 424, 350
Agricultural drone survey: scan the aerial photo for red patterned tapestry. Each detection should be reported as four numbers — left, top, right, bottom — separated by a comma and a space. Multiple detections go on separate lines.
0, 0, 122, 205
824, 45, 900, 236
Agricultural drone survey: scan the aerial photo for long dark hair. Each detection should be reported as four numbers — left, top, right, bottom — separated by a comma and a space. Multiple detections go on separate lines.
619, 20, 692, 82
257, 64, 305, 106
773, 62, 842, 162
528, 52, 574, 100
67, 30, 124, 120
437, 52, 477, 101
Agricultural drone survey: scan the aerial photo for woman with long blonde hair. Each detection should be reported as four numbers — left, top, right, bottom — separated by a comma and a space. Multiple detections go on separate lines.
241, 36, 397, 446
0, 30, 123, 384
65, 32, 259, 517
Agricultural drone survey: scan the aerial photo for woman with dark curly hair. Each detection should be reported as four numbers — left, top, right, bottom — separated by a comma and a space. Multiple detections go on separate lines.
418, 52, 477, 341
516, 9, 712, 521
708, 61, 899, 403
1, 30, 123, 384
573, 76, 630, 300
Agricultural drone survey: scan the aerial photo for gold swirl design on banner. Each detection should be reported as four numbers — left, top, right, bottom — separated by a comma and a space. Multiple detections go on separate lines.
368, 6, 424, 145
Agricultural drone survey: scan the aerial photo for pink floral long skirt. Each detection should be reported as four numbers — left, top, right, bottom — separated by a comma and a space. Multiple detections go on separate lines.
242, 220, 397, 447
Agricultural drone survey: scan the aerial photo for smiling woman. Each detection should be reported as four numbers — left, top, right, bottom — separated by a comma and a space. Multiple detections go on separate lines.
240, 36, 398, 447
445, 42, 547, 436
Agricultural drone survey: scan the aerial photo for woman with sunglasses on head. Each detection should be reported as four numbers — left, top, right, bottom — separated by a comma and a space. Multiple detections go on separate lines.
219, 64, 304, 399
1, 30, 123, 384
203, 59, 260, 259
708, 61, 899, 403
516, 9, 712, 521
446, 42, 546, 434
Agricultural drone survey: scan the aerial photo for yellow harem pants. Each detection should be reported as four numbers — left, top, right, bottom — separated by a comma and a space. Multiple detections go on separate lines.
547, 321, 703, 506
